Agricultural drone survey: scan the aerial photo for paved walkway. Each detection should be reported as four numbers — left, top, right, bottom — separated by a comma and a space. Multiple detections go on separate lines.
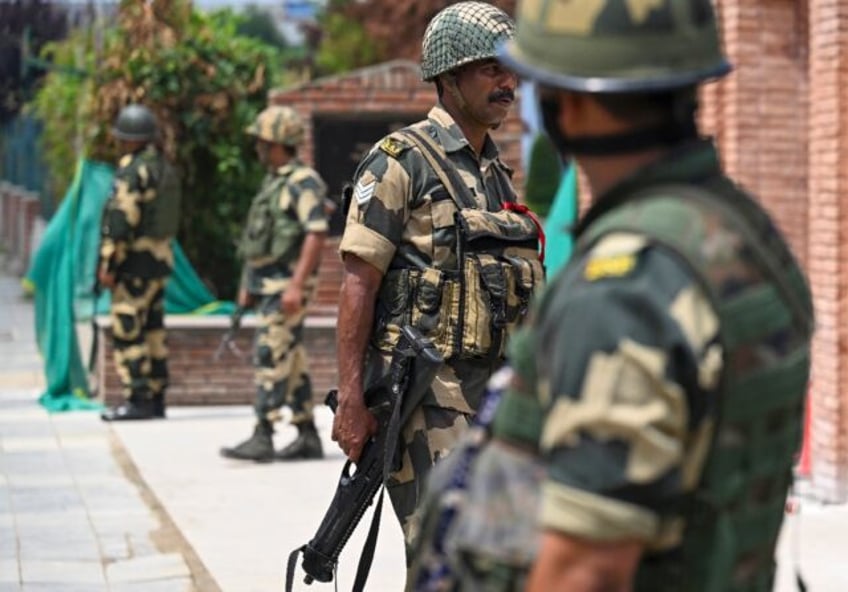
2, 269, 848, 592
0, 274, 212, 592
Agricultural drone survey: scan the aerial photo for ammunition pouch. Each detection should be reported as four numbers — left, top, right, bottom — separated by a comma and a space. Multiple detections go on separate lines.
239, 176, 303, 262
375, 208, 543, 360
139, 158, 182, 239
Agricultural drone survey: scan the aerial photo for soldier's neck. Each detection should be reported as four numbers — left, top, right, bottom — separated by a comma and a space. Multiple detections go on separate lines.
442, 101, 489, 156
578, 148, 670, 198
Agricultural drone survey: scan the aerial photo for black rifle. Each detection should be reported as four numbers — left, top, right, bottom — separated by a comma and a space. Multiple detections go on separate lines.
285, 325, 443, 592
213, 305, 247, 361
88, 279, 102, 375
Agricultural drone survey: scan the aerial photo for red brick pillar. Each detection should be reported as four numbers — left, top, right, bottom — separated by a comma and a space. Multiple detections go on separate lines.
808, 0, 848, 503
707, 1, 809, 260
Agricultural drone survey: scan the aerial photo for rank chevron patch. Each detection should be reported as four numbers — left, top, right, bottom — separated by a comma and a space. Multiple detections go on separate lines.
354, 180, 376, 207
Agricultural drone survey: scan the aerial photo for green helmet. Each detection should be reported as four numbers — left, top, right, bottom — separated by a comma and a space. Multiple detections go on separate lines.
420, 1, 515, 82
499, 0, 731, 93
245, 105, 304, 146
112, 104, 157, 142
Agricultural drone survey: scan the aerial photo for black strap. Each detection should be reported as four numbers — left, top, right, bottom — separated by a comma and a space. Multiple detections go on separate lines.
398, 127, 478, 210
285, 545, 303, 592
352, 486, 385, 592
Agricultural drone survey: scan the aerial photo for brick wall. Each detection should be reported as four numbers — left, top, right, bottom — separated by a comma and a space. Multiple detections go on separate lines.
269, 60, 526, 192
96, 316, 338, 408
806, 0, 848, 503
0, 182, 42, 275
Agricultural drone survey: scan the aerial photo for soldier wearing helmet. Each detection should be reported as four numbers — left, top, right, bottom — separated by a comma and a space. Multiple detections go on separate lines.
220, 105, 329, 462
410, 1, 814, 591
332, 1, 545, 574
100, 104, 182, 421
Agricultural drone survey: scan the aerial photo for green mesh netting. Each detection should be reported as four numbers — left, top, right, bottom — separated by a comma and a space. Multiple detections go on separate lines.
24, 159, 235, 412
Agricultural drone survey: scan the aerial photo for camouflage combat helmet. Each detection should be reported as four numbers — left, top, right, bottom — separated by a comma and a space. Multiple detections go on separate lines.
499, 0, 731, 93
420, 1, 515, 82
245, 105, 304, 146
112, 104, 157, 142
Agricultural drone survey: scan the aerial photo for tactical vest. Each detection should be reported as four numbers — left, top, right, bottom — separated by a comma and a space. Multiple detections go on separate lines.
138, 156, 182, 239
491, 181, 813, 592
372, 127, 545, 361
239, 169, 303, 264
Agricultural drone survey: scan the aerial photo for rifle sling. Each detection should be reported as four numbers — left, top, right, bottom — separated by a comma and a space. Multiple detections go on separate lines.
352, 487, 385, 592
88, 285, 101, 375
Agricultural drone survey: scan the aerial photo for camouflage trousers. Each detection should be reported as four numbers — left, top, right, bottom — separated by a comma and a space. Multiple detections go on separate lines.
253, 293, 314, 426
363, 350, 499, 572
110, 276, 168, 400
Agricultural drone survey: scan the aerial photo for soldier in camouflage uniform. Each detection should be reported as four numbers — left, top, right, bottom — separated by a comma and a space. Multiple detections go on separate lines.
410, 1, 815, 591
220, 106, 329, 462
332, 1, 544, 572
100, 104, 182, 422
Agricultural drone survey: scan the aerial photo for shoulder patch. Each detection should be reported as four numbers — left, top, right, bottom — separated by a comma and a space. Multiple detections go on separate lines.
584, 254, 637, 281
378, 136, 409, 159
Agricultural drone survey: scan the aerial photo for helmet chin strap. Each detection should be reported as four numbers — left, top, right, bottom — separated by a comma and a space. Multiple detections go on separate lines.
444, 74, 500, 130
539, 94, 697, 158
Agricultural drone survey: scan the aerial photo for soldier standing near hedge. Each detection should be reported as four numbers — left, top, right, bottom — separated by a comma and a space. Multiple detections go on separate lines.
220, 105, 329, 462
100, 104, 182, 421
331, 1, 545, 569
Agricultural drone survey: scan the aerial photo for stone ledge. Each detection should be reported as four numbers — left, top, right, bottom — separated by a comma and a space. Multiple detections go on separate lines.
93, 313, 338, 330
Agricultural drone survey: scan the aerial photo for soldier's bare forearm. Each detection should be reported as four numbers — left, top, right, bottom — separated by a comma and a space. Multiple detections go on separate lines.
336, 255, 382, 401
291, 231, 326, 289
526, 532, 643, 592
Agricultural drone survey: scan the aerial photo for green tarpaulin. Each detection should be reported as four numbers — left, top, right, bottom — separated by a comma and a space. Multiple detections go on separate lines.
543, 164, 578, 278
25, 159, 234, 412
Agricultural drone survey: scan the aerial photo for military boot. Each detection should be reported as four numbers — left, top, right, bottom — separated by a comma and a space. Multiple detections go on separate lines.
275, 421, 323, 461
219, 421, 274, 462
101, 396, 156, 422
152, 392, 166, 419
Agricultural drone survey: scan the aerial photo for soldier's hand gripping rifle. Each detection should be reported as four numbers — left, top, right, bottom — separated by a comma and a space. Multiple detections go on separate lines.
213, 305, 247, 361
285, 325, 443, 592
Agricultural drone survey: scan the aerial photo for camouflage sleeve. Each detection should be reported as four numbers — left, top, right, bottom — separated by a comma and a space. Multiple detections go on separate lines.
534, 232, 722, 542
286, 167, 329, 234
99, 155, 147, 272
338, 148, 411, 274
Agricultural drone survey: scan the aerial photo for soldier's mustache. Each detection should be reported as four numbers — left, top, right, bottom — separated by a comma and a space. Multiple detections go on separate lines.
489, 89, 515, 103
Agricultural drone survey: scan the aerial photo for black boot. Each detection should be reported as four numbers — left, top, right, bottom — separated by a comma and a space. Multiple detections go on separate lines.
101, 397, 156, 422
275, 421, 323, 461
152, 393, 166, 419
220, 421, 274, 462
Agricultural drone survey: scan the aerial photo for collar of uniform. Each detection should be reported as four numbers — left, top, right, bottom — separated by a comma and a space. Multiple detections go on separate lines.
576, 139, 722, 235
274, 160, 300, 177
605, 139, 719, 199
428, 103, 500, 165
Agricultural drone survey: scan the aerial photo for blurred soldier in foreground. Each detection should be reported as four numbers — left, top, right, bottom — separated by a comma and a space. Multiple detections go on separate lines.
220, 106, 329, 462
332, 0, 544, 570
410, 1, 815, 591
100, 104, 182, 422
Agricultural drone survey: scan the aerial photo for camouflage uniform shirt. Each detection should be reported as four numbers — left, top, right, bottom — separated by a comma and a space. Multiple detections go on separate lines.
339, 103, 518, 274
99, 144, 173, 280
240, 161, 328, 296
339, 103, 519, 413
515, 141, 729, 551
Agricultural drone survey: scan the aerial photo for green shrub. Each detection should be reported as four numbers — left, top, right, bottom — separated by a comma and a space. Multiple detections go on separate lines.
31, 0, 281, 298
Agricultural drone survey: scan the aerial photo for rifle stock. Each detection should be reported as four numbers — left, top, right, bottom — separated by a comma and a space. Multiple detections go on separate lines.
287, 325, 442, 589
